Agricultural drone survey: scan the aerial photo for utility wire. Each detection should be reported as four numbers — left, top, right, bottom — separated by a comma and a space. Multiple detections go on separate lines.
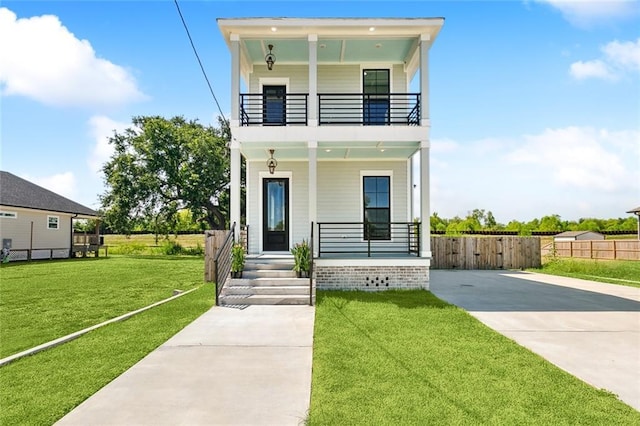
173, 0, 228, 126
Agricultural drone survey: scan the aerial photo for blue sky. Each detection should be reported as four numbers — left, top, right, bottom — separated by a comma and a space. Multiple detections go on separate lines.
1, 0, 639, 223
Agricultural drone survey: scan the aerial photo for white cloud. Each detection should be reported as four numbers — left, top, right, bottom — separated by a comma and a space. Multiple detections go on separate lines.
536, 0, 640, 28
430, 126, 639, 221
569, 59, 617, 80
570, 38, 640, 80
22, 172, 77, 200
88, 116, 130, 175
506, 126, 638, 192
0, 7, 146, 107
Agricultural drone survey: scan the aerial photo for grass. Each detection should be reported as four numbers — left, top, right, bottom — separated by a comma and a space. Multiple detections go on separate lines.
0, 256, 204, 358
104, 233, 204, 255
308, 291, 640, 424
0, 285, 215, 426
534, 258, 640, 288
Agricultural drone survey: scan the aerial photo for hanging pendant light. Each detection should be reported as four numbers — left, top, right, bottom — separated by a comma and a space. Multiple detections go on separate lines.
267, 149, 278, 174
265, 44, 276, 71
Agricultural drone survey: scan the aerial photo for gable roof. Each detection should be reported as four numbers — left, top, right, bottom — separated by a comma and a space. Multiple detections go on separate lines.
0, 171, 98, 217
554, 231, 603, 238
627, 206, 640, 214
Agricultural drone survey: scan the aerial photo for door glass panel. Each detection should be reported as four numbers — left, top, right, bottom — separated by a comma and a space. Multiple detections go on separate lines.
267, 180, 285, 231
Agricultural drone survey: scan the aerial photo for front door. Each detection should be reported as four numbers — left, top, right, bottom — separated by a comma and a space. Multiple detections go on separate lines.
263, 85, 286, 125
263, 178, 289, 251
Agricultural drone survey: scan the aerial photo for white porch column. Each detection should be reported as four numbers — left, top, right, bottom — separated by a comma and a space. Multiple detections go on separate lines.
308, 34, 318, 127
230, 141, 241, 240
420, 140, 431, 258
419, 34, 430, 124
308, 141, 318, 253
230, 34, 240, 127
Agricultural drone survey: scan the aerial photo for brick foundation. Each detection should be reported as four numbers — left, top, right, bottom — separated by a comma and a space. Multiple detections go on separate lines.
315, 265, 429, 290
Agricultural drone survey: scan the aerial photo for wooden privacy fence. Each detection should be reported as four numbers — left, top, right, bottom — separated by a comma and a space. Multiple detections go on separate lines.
431, 236, 541, 270
543, 240, 640, 261
204, 227, 248, 282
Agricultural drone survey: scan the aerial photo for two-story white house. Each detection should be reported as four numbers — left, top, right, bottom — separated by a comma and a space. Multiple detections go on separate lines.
218, 17, 444, 290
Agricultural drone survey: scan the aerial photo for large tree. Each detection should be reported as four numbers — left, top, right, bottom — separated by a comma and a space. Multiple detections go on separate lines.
100, 116, 230, 233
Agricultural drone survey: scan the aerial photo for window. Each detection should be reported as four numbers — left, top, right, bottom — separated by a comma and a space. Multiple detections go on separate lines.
47, 215, 59, 230
0, 211, 17, 219
363, 176, 390, 240
363, 69, 390, 125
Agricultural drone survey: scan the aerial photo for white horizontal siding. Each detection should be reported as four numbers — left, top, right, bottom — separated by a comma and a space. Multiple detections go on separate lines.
318, 65, 361, 93
317, 161, 408, 222
0, 207, 71, 250
249, 65, 309, 93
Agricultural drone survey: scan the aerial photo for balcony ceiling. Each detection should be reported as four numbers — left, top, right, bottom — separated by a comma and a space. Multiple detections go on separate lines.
243, 37, 417, 65
219, 18, 444, 78
241, 141, 420, 162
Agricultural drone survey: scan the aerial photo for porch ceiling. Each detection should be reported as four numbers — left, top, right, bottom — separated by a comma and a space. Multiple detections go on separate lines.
242, 37, 416, 65
241, 141, 419, 161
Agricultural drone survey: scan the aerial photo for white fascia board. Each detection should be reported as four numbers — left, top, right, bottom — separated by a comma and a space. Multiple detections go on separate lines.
233, 125, 427, 145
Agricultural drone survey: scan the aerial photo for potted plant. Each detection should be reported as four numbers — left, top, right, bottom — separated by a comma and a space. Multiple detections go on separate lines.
291, 239, 311, 278
231, 243, 245, 278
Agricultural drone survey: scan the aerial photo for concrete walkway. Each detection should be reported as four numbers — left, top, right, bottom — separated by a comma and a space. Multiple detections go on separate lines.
57, 305, 315, 425
430, 270, 640, 411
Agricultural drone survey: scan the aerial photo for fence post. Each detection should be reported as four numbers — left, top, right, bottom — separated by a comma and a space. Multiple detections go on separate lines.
613, 240, 617, 260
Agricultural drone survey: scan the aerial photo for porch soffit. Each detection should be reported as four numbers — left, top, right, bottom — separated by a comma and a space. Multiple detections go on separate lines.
218, 17, 444, 77
240, 141, 419, 161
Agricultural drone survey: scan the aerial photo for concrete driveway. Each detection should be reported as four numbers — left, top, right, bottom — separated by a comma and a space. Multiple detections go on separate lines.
430, 270, 640, 411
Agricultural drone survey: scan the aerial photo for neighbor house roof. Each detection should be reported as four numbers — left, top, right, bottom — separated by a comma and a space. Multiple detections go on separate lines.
0, 171, 98, 217
627, 207, 640, 215
554, 231, 603, 238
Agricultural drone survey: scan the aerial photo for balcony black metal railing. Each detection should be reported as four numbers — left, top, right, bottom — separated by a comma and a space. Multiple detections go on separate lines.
239, 93, 422, 126
317, 222, 421, 257
240, 93, 308, 126
318, 93, 421, 126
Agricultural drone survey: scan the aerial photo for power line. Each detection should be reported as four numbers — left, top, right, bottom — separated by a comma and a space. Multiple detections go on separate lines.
173, 0, 228, 126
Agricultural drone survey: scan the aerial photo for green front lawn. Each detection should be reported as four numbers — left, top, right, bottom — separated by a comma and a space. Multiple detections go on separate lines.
0, 285, 214, 425
309, 291, 639, 424
0, 256, 204, 358
533, 258, 640, 288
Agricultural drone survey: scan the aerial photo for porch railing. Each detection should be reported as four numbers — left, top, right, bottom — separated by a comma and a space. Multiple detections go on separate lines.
214, 222, 236, 306
318, 93, 421, 126
317, 222, 421, 257
240, 93, 308, 126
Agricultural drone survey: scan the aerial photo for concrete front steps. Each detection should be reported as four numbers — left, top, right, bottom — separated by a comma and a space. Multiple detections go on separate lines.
219, 258, 314, 306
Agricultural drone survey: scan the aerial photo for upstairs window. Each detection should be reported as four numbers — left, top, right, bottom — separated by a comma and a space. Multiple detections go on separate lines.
47, 215, 59, 230
0, 211, 17, 219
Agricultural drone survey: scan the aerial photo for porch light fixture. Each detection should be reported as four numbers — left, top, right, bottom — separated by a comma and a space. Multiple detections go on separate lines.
267, 149, 278, 174
265, 44, 276, 70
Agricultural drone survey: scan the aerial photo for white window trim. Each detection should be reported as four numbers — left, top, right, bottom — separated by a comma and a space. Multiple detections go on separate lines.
47, 215, 60, 230
360, 170, 393, 242
0, 211, 17, 219
258, 170, 293, 253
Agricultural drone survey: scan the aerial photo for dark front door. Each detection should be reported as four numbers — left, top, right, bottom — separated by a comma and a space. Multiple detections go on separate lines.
363, 69, 390, 125
263, 178, 289, 251
263, 85, 286, 125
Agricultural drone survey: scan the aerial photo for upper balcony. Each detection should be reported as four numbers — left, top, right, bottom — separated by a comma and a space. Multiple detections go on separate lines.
218, 17, 444, 133
240, 93, 421, 127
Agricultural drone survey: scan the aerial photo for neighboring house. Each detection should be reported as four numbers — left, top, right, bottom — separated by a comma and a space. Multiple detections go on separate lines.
0, 171, 99, 261
218, 17, 444, 289
554, 231, 605, 242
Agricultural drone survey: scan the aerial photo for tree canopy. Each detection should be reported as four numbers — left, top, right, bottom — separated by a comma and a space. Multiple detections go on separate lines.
100, 116, 230, 234
431, 210, 637, 235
